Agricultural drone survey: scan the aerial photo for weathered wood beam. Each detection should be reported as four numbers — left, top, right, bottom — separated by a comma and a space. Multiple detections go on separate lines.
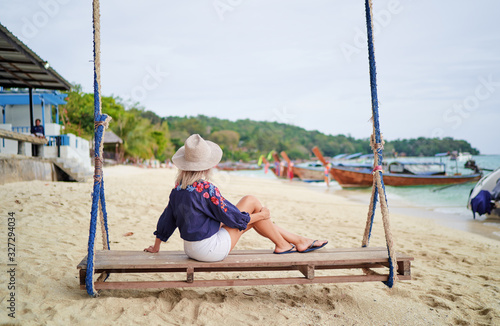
0, 129, 47, 145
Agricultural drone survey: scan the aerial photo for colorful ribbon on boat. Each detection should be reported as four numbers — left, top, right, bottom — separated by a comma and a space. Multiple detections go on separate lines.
288, 162, 294, 180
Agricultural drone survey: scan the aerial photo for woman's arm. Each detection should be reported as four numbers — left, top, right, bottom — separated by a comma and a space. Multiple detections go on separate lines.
248, 207, 270, 224
144, 237, 162, 253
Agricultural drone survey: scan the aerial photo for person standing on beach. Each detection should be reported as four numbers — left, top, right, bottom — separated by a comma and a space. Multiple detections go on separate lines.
145, 134, 328, 262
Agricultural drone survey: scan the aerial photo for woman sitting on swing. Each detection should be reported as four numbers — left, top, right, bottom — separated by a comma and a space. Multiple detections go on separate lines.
145, 134, 327, 262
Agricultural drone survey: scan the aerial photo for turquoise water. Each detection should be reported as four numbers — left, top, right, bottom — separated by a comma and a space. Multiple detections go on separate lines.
223, 154, 500, 218
221, 156, 500, 240
385, 155, 500, 217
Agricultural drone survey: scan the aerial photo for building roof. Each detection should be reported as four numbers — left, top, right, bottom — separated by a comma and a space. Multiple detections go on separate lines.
0, 23, 71, 90
103, 130, 123, 144
0, 91, 67, 106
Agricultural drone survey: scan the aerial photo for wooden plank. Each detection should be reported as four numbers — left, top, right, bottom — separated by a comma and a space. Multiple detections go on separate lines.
78, 261, 410, 275
77, 247, 411, 266
77, 248, 413, 271
186, 267, 194, 283
298, 265, 314, 279
85, 274, 411, 290
398, 260, 411, 276
79, 269, 86, 286
96, 272, 108, 283
0, 129, 47, 144
90, 262, 393, 275
89, 262, 390, 275
92, 247, 414, 259
78, 247, 413, 291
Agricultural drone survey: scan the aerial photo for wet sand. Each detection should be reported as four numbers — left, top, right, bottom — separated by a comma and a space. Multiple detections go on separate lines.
326, 184, 500, 242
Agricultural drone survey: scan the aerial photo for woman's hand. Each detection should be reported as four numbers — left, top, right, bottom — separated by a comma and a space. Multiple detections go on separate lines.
144, 245, 159, 253
144, 238, 162, 253
260, 207, 271, 220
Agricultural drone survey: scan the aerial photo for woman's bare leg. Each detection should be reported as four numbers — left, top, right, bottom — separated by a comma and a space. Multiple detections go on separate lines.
250, 222, 327, 252
272, 224, 327, 252
225, 195, 327, 253
235, 195, 327, 251
223, 196, 293, 253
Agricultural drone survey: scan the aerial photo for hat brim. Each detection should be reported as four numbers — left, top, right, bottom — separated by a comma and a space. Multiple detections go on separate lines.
172, 140, 223, 171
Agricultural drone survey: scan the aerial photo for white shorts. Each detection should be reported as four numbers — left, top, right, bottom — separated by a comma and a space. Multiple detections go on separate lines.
183, 228, 232, 262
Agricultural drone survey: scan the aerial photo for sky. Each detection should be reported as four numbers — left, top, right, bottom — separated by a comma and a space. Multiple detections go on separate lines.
1, 0, 499, 154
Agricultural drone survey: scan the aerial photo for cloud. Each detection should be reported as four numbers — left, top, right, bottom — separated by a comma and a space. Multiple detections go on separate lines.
1, 0, 499, 153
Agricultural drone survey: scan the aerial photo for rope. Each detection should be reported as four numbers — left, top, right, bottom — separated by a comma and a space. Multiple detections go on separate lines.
86, 0, 111, 297
362, 182, 377, 247
361, 0, 398, 287
99, 179, 110, 249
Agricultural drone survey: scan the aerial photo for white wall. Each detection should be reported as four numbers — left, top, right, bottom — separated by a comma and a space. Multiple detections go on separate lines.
5, 103, 54, 130
0, 124, 17, 154
0, 124, 33, 155
0, 122, 90, 169
45, 123, 61, 136
6, 104, 35, 128
57, 134, 92, 171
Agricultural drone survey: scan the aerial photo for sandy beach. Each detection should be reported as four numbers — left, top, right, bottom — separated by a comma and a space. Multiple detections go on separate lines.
0, 165, 499, 325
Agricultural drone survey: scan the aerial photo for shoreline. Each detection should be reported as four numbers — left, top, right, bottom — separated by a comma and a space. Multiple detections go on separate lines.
329, 185, 500, 243
229, 170, 500, 242
334, 189, 500, 241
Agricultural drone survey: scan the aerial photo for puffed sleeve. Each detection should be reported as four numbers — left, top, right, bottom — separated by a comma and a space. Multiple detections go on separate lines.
205, 184, 250, 230
153, 200, 177, 242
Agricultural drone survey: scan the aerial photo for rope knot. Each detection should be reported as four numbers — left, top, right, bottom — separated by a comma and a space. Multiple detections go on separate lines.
372, 165, 383, 174
94, 114, 112, 130
370, 133, 385, 152
93, 157, 103, 183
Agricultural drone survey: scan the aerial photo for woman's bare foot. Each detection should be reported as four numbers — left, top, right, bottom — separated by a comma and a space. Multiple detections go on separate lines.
295, 238, 328, 253
273, 244, 297, 254
144, 245, 159, 253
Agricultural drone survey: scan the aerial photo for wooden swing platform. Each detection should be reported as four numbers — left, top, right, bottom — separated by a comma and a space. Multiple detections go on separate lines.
77, 247, 413, 290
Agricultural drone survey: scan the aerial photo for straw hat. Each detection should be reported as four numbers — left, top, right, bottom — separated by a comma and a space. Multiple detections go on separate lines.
172, 134, 223, 171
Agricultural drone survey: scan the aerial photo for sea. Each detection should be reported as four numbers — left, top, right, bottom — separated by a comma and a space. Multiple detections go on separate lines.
220, 155, 500, 241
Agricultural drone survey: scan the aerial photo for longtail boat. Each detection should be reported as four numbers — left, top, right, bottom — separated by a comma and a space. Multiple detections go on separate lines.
269, 163, 299, 179
269, 151, 299, 179
330, 162, 482, 188
217, 162, 262, 171
309, 146, 374, 184
293, 162, 325, 182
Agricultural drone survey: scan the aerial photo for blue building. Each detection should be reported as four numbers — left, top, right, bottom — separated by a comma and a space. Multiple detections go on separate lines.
0, 90, 66, 135
0, 22, 91, 183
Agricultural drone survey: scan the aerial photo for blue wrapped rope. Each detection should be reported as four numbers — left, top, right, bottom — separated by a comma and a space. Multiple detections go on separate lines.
86, 114, 110, 296
86, 0, 111, 296
100, 178, 111, 250
364, 0, 395, 288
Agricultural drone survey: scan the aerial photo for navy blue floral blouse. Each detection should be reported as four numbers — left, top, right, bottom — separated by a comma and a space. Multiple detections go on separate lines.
154, 181, 251, 242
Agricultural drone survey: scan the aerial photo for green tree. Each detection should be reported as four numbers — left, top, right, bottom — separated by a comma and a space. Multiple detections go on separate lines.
61, 87, 176, 161
209, 130, 240, 151
59, 85, 94, 139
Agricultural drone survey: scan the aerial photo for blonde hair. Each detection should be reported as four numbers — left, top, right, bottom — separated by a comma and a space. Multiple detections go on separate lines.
175, 169, 212, 189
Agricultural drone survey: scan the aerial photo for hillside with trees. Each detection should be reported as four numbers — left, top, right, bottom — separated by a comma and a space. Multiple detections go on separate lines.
60, 86, 174, 162
166, 116, 479, 160
60, 88, 480, 162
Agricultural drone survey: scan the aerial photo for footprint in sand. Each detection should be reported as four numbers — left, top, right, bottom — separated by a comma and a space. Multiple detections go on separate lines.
419, 294, 451, 310
428, 289, 461, 303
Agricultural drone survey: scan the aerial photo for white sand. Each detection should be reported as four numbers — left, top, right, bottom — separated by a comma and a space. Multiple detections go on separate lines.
0, 165, 499, 325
